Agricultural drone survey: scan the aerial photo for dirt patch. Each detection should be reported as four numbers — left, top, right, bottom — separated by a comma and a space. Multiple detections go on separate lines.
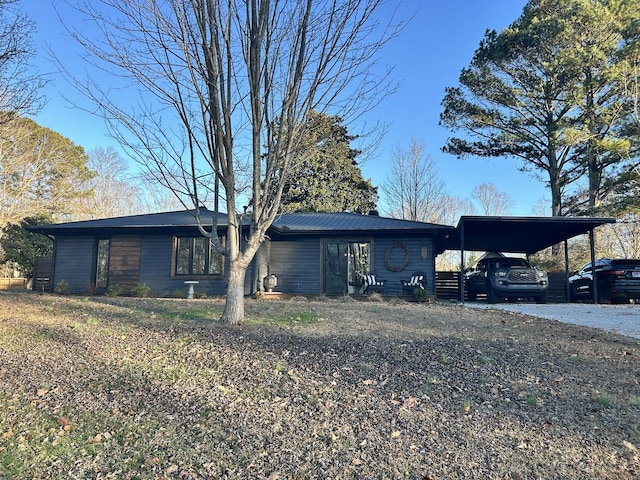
1, 292, 639, 479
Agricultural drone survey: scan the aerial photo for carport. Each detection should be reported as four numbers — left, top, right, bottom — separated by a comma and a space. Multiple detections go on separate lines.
448, 216, 617, 303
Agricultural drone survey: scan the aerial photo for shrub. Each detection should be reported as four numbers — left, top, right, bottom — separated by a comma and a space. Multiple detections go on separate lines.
368, 292, 384, 303
105, 284, 123, 297
413, 287, 428, 302
54, 279, 68, 294
130, 284, 151, 298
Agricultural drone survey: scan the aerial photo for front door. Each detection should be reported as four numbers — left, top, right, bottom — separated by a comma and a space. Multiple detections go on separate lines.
323, 241, 370, 295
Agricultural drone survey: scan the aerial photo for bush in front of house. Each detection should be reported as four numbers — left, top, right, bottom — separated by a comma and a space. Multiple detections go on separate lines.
130, 284, 151, 298
54, 279, 68, 294
413, 287, 428, 303
105, 284, 123, 297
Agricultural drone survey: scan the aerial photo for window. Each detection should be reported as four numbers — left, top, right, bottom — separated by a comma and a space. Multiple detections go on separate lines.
96, 239, 110, 288
173, 237, 223, 277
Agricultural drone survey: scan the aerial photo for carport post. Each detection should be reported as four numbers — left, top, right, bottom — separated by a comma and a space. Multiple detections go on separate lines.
564, 239, 570, 302
589, 229, 599, 304
459, 221, 465, 303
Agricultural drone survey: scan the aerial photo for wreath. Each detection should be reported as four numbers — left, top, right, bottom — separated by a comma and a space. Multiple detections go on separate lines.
384, 242, 410, 272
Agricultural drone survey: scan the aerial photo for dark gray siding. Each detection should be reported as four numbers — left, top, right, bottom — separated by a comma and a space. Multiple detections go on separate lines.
269, 237, 321, 294
370, 237, 435, 296
51, 230, 436, 297
53, 236, 95, 293
139, 236, 174, 295
139, 235, 229, 297
267, 235, 436, 296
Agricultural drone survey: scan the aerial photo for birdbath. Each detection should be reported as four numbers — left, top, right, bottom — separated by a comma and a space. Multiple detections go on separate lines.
184, 281, 199, 299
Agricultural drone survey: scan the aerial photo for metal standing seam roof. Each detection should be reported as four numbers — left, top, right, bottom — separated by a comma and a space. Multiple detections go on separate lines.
29, 209, 231, 232
454, 216, 617, 254
270, 212, 455, 233
30, 210, 455, 235
29, 210, 615, 255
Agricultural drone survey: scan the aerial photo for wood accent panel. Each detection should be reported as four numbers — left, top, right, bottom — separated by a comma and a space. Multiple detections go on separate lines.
109, 236, 141, 290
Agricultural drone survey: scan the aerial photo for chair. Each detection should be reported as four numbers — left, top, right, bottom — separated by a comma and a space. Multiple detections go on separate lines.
362, 272, 386, 294
401, 271, 427, 295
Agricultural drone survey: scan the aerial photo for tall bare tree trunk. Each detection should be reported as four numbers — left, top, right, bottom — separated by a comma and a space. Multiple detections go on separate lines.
221, 262, 246, 325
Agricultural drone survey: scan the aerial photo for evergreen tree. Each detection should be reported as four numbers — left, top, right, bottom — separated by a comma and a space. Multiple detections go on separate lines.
440, 0, 639, 217
0, 215, 53, 277
279, 111, 378, 214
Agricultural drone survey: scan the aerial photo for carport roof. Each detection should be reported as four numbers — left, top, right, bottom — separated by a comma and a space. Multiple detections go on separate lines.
452, 216, 616, 254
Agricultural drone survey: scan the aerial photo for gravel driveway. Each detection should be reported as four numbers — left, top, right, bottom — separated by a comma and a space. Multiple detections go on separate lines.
464, 302, 640, 340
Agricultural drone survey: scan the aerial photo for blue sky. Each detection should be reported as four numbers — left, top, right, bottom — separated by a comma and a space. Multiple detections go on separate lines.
24, 0, 546, 217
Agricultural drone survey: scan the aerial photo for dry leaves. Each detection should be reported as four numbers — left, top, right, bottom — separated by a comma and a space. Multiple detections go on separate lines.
0, 293, 638, 479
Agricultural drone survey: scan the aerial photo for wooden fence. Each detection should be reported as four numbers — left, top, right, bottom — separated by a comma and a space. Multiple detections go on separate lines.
435, 271, 569, 303
0, 277, 28, 290
435, 271, 462, 300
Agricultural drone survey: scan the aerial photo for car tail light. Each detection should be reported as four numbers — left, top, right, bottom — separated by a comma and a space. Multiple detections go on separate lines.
600, 270, 625, 277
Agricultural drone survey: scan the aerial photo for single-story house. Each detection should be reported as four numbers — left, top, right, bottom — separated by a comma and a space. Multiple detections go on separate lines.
30, 209, 457, 297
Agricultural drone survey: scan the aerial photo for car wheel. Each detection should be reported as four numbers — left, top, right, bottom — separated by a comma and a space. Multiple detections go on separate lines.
535, 293, 548, 304
487, 285, 500, 304
611, 297, 629, 305
570, 284, 588, 303
569, 288, 578, 303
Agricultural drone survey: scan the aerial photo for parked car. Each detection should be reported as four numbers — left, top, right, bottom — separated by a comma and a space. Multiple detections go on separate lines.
465, 256, 548, 304
568, 258, 640, 304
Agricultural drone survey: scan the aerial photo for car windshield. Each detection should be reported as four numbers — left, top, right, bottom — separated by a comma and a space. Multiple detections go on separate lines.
489, 258, 529, 269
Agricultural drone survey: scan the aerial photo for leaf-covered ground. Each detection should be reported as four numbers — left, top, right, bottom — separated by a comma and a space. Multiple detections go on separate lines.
1, 291, 639, 479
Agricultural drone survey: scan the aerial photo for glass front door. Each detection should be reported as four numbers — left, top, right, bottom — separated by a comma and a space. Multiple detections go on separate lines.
323, 241, 371, 294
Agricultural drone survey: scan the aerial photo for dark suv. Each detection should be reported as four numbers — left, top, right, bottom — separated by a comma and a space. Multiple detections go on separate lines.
569, 258, 640, 304
465, 256, 548, 304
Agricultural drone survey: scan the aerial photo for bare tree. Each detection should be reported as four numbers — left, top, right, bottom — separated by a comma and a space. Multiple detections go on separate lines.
65, 147, 141, 221
134, 171, 188, 214
0, 117, 93, 230
62, 0, 401, 324
470, 182, 514, 216
0, 0, 45, 122
382, 139, 449, 223
433, 195, 476, 271
437, 195, 476, 227
598, 216, 640, 259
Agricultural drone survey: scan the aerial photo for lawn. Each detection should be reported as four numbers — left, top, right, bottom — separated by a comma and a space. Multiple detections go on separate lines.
1, 291, 639, 479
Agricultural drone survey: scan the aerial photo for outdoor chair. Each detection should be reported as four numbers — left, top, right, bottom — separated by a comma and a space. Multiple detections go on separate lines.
362, 272, 386, 294
401, 271, 427, 295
